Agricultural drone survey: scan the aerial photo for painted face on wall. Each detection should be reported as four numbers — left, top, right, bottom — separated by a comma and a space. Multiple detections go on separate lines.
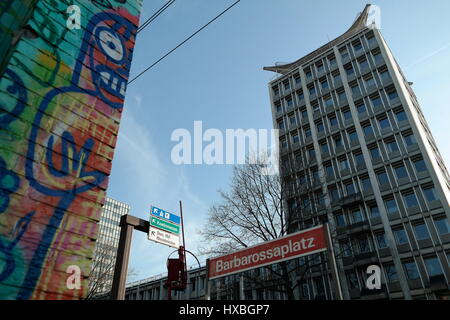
76, 11, 137, 109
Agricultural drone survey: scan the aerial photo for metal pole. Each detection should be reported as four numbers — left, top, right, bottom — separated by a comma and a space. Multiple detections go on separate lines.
324, 223, 343, 300
111, 217, 134, 300
239, 274, 245, 300
111, 215, 150, 300
205, 259, 211, 300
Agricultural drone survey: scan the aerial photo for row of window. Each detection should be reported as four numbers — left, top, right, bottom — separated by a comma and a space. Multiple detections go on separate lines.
346, 253, 449, 291
272, 31, 379, 100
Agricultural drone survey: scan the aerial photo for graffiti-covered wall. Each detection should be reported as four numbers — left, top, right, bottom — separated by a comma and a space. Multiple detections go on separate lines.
0, 0, 142, 299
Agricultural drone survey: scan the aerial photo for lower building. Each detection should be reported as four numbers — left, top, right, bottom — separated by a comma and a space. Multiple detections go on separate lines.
89, 197, 130, 298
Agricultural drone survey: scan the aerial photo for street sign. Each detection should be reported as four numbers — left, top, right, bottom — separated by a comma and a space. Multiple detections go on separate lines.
150, 216, 180, 234
208, 225, 326, 280
148, 226, 180, 248
151, 206, 181, 225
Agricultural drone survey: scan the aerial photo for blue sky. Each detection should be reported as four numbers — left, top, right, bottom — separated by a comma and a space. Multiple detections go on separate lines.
106, 0, 450, 281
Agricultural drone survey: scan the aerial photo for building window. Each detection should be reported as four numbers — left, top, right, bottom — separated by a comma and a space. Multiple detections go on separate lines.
378, 117, 391, 130
365, 77, 375, 88
340, 48, 349, 59
339, 91, 347, 104
273, 86, 280, 96
292, 134, 300, 144
413, 158, 427, 173
353, 41, 363, 52
321, 79, 329, 89
373, 52, 383, 64
424, 257, 444, 277
334, 136, 343, 148
340, 158, 350, 170
393, 228, 408, 245
286, 97, 293, 107
422, 186, 437, 202
370, 205, 380, 218
335, 213, 345, 227
294, 74, 301, 84
309, 86, 316, 96
346, 271, 359, 289
394, 165, 408, 179
321, 142, 330, 154
384, 264, 398, 282
341, 240, 352, 257
354, 153, 365, 166
359, 59, 369, 70
348, 130, 358, 142
387, 89, 399, 100
284, 80, 291, 91
304, 127, 312, 137
278, 121, 285, 130
403, 192, 419, 208
377, 171, 389, 185
413, 222, 430, 240
298, 91, 305, 101
376, 233, 388, 248
324, 96, 333, 108
358, 238, 370, 253
289, 116, 296, 126
395, 110, 407, 122
386, 140, 399, 153
301, 109, 308, 119
403, 133, 417, 146
385, 198, 399, 215
343, 109, 352, 120
359, 176, 370, 192
434, 217, 450, 235
334, 73, 342, 84
357, 102, 366, 114
345, 181, 356, 195
351, 84, 360, 96
316, 122, 324, 132
403, 261, 420, 280
351, 208, 363, 223
329, 116, 338, 127
369, 145, 380, 159
371, 96, 383, 108
363, 123, 374, 136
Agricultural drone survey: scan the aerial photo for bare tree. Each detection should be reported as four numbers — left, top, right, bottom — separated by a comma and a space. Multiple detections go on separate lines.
86, 244, 117, 300
198, 154, 332, 300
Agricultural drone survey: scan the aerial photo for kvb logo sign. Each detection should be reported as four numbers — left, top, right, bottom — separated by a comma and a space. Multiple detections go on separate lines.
208, 225, 327, 280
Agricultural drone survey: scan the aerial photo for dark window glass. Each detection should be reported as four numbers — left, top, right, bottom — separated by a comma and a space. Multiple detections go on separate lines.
346, 272, 359, 289
343, 109, 352, 120
363, 124, 374, 136
317, 122, 324, 132
349, 131, 358, 142
423, 187, 437, 202
395, 166, 408, 179
376, 233, 388, 248
414, 223, 430, 240
370, 205, 380, 218
404, 134, 417, 146
385, 264, 398, 282
370, 146, 380, 159
361, 177, 371, 191
403, 261, 420, 280
404, 193, 418, 208
377, 172, 389, 185
396, 111, 407, 122
413, 159, 427, 173
435, 218, 450, 235
424, 257, 443, 277
346, 182, 356, 195
371, 96, 382, 108
329, 116, 338, 127
335, 214, 345, 227
385, 199, 398, 215
386, 140, 399, 153
379, 117, 390, 129
394, 228, 408, 245
357, 103, 366, 113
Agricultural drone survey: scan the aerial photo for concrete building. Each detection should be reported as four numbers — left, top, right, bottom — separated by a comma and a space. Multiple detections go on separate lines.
264, 4, 450, 300
89, 197, 130, 297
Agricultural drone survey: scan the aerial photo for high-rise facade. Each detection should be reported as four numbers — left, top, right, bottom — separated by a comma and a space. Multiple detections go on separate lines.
265, 4, 450, 300
89, 197, 130, 297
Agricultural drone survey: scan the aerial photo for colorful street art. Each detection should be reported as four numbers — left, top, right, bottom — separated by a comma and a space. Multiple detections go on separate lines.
0, 0, 142, 299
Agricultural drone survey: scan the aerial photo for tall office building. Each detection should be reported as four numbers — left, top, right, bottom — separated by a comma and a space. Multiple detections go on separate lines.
265, 4, 450, 300
89, 197, 130, 297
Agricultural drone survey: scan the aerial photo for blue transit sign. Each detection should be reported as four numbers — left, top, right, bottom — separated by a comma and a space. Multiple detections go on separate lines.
150, 206, 181, 225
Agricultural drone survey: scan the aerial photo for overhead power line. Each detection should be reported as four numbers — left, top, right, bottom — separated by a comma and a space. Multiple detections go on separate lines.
137, 0, 176, 34
128, 0, 241, 85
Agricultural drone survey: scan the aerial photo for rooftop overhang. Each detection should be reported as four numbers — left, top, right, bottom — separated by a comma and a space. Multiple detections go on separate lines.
264, 4, 374, 75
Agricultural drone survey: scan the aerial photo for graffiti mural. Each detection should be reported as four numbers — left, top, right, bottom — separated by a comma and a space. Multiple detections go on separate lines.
0, 0, 142, 299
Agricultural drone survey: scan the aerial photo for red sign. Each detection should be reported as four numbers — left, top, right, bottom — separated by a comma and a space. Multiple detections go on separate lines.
208, 225, 327, 280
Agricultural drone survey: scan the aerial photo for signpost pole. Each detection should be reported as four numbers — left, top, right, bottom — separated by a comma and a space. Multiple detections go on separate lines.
111, 215, 150, 300
205, 259, 211, 300
324, 223, 343, 300
239, 274, 245, 300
